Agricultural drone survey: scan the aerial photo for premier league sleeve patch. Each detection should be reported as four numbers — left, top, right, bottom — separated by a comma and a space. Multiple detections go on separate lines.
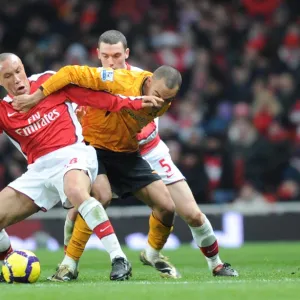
100, 69, 114, 82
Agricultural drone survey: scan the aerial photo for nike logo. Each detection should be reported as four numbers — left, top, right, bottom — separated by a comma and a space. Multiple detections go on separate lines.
7, 112, 17, 117
167, 173, 174, 178
100, 225, 111, 232
207, 245, 218, 254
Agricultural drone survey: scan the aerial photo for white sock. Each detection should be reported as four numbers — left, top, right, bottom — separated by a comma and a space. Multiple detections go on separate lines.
78, 198, 127, 261
61, 255, 78, 273
64, 215, 75, 246
0, 229, 11, 252
205, 254, 223, 271
145, 243, 160, 262
189, 215, 222, 271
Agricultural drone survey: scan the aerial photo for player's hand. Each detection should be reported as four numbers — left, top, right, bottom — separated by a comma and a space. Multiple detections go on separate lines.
12, 88, 45, 112
12, 94, 37, 112
76, 106, 86, 122
141, 96, 164, 108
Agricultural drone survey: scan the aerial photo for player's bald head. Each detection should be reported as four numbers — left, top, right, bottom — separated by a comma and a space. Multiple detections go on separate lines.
153, 65, 182, 90
0, 53, 20, 63
0, 53, 23, 72
146, 66, 181, 102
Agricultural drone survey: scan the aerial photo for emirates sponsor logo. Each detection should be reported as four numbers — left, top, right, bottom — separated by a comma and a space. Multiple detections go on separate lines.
15, 109, 60, 136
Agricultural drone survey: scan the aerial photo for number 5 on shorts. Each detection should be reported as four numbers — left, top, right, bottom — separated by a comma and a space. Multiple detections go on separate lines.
159, 158, 171, 173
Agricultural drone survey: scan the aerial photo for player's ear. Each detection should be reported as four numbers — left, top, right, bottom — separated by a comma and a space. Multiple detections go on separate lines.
125, 48, 130, 60
96, 48, 101, 59
146, 76, 152, 87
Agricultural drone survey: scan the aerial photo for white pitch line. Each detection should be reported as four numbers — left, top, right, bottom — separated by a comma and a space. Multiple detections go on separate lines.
32, 278, 300, 287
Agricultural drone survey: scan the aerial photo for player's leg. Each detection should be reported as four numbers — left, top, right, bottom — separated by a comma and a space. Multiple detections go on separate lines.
134, 180, 175, 249
0, 229, 11, 282
0, 187, 40, 282
0, 157, 65, 264
52, 210, 91, 282
0, 187, 40, 230
135, 180, 175, 262
0, 186, 40, 248
167, 180, 238, 276
63, 169, 130, 280
134, 180, 180, 278
104, 149, 179, 278
54, 145, 130, 281
63, 169, 112, 266
144, 141, 238, 276
95, 149, 179, 278
63, 208, 77, 251
113, 149, 176, 248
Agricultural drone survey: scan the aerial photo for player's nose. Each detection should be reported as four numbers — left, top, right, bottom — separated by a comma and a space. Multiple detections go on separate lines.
14, 75, 21, 84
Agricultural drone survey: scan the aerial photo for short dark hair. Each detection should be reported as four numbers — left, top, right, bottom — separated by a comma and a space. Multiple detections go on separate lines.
98, 30, 127, 49
153, 65, 182, 90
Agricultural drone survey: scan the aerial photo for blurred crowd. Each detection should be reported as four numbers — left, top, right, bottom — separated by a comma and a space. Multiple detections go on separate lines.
1, 0, 300, 205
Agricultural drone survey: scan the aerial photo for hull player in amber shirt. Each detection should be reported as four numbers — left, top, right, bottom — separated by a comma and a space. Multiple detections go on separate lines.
57, 30, 238, 280
14, 63, 182, 280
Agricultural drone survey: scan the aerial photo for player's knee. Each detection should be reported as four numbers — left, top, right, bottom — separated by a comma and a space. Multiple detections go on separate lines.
65, 185, 90, 206
91, 186, 112, 208
160, 201, 175, 215
184, 211, 204, 227
64, 171, 91, 205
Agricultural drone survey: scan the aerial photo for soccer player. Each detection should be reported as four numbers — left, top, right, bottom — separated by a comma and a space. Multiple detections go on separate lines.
75, 30, 238, 277
0, 52, 162, 282
13, 63, 183, 280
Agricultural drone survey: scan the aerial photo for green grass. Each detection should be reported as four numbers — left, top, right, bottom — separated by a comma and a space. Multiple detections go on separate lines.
1, 243, 300, 300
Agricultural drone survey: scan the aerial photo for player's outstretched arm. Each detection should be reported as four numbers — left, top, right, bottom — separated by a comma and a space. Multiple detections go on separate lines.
12, 65, 104, 110
64, 86, 164, 111
40, 65, 106, 96
12, 66, 137, 111
12, 85, 164, 112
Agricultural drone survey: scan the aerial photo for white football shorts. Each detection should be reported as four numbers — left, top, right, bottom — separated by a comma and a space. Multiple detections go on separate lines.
8, 143, 98, 211
142, 140, 185, 185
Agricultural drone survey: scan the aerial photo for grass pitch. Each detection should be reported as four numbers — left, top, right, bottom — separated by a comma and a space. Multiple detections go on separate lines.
1, 243, 300, 300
